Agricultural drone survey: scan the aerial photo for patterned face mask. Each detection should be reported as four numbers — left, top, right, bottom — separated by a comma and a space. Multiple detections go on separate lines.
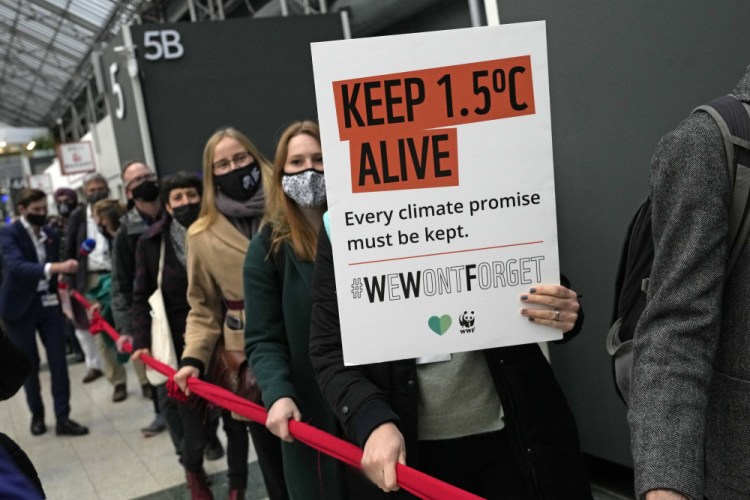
281, 169, 326, 208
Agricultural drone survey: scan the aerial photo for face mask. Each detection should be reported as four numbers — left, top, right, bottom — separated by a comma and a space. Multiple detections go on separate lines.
172, 202, 201, 227
86, 191, 108, 205
57, 202, 74, 216
214, 163, 261, 201
281, 169, 326, 208
131, 180, 160, 202
26, 213, 47, 227
97, 224, 110, 238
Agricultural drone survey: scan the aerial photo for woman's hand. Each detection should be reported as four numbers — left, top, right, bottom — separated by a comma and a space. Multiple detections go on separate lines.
115, 334, 133, 353
173, 366, 200, 396
361, 422, 406, 492
266, 397, 302, 442
520, 284, 580, 333
86, 301, 101, 320
131, 348, 150, 361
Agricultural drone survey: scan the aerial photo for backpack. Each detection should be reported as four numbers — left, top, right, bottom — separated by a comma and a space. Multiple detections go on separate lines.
606, 95, 750, 406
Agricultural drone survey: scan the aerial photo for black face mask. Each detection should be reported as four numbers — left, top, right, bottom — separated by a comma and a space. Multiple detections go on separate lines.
214, 163, 261, 201
97, 224, 111, 238
26, 213, 47, 227
86, 191, 108, 205
57, 202, 75, 216
172, 202, 201, 228
131, 180, 160, 202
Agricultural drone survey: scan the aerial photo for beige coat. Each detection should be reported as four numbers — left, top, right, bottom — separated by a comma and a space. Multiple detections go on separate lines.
182, 213, 249, 368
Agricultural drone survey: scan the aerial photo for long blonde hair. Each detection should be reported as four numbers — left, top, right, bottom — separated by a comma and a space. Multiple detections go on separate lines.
266, 120, 323, 262
189, 127, 273, 236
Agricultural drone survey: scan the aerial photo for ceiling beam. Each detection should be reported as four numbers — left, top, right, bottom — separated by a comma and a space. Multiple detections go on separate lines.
3, 52, 69, 87
0, 16, 81, 63
1, 77, 58, 103
0, 99, 47, 126
23, 0, 100, 33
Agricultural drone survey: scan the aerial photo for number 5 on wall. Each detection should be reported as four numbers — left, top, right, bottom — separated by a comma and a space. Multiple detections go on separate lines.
109, 62, 125, 120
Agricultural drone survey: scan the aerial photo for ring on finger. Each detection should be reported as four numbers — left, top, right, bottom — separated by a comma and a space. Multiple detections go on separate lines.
554, 308, 561, 321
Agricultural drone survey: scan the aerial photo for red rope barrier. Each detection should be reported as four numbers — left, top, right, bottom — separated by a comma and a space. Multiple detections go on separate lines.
70, 290, 484, 500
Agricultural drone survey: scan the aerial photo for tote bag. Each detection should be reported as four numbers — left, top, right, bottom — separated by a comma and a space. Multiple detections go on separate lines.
146, 239, 178, 385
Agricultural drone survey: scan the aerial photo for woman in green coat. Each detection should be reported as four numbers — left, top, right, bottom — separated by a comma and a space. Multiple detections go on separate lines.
244, 121, 345, 500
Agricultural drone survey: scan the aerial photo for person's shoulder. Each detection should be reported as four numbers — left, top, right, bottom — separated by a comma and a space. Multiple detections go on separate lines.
252, 222, 274, 245
654, 107, 724, 168
69, 205, 85, 221
247, 223, 278, 263
186, 221, 215, 255
732, 66, 750, 101
0, 222, 17, 238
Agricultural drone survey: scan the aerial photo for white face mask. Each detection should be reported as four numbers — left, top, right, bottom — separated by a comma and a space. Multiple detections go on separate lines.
281, 169, 326, 208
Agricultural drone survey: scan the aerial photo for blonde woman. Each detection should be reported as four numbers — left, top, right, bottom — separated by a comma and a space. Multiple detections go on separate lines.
173, 127, 287, 500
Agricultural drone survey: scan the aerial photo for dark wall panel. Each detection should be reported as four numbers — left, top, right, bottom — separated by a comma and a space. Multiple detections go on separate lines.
498, 0, 750, 466
132, 15, 344, 177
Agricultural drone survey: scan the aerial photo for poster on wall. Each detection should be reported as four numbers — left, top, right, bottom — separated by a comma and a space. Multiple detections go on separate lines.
58, 141, 96, 175
312, 21, 561, 365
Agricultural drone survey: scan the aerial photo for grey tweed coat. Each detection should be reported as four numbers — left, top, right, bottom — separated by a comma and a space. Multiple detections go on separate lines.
629, 66, 750, 500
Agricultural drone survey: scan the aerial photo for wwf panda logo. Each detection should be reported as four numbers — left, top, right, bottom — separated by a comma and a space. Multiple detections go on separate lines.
459, 311, 475, 328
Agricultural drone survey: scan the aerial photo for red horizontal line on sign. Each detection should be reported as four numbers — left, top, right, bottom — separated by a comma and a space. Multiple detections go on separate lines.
348, 240, 544, 266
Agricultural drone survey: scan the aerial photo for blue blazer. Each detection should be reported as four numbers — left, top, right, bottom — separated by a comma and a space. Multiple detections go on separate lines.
0, 220, 60, 322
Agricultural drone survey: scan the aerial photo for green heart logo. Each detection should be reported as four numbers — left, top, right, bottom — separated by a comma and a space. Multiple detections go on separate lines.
428, 315, 452, 335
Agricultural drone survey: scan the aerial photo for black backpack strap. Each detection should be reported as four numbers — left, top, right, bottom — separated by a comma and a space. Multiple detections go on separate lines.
692, 95, 750, 272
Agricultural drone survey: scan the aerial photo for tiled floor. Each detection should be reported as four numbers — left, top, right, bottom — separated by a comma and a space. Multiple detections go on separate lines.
0, 350, 259, 499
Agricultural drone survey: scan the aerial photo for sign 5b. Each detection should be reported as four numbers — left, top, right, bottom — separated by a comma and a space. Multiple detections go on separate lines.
144, 30, 184, 61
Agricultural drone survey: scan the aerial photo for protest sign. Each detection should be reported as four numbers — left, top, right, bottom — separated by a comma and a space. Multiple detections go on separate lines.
311, 21, 561, 365
58, 141, 96, 175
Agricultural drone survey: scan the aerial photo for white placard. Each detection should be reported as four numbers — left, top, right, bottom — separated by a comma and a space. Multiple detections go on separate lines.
312, 21, 561, 365
58, 141, 96, 175
27, 174, 53, 194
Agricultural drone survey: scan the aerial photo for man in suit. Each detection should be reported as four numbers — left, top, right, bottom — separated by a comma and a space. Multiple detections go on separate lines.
629, 66, 750, 499
0, 188, 88, 436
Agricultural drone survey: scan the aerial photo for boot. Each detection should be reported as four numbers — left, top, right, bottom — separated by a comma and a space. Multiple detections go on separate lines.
228, 488, 245, 500
186, 469, 213, 500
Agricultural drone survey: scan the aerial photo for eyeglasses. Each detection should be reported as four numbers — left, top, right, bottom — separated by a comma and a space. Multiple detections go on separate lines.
213, 152, 253, 173
125, 173, 157, 191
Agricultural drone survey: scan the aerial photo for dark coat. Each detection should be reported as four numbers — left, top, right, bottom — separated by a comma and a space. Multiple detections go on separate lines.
63, 204, 112, 329
244, 226, 345, 500
309, 229, 591, 499
0, 221, 60, 322
111, 208, 156, 334
131, 216, 188, 357
63, 205, 87, 289
629, 66, 750, 499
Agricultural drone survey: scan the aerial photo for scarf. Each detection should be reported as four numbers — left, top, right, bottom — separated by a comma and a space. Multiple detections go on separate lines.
169, 219, 188, 268
214, 188, 265, 239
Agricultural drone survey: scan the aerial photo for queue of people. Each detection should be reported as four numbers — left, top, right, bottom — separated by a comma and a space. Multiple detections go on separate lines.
7, 65, 747, 498
0, 120, 590, 500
